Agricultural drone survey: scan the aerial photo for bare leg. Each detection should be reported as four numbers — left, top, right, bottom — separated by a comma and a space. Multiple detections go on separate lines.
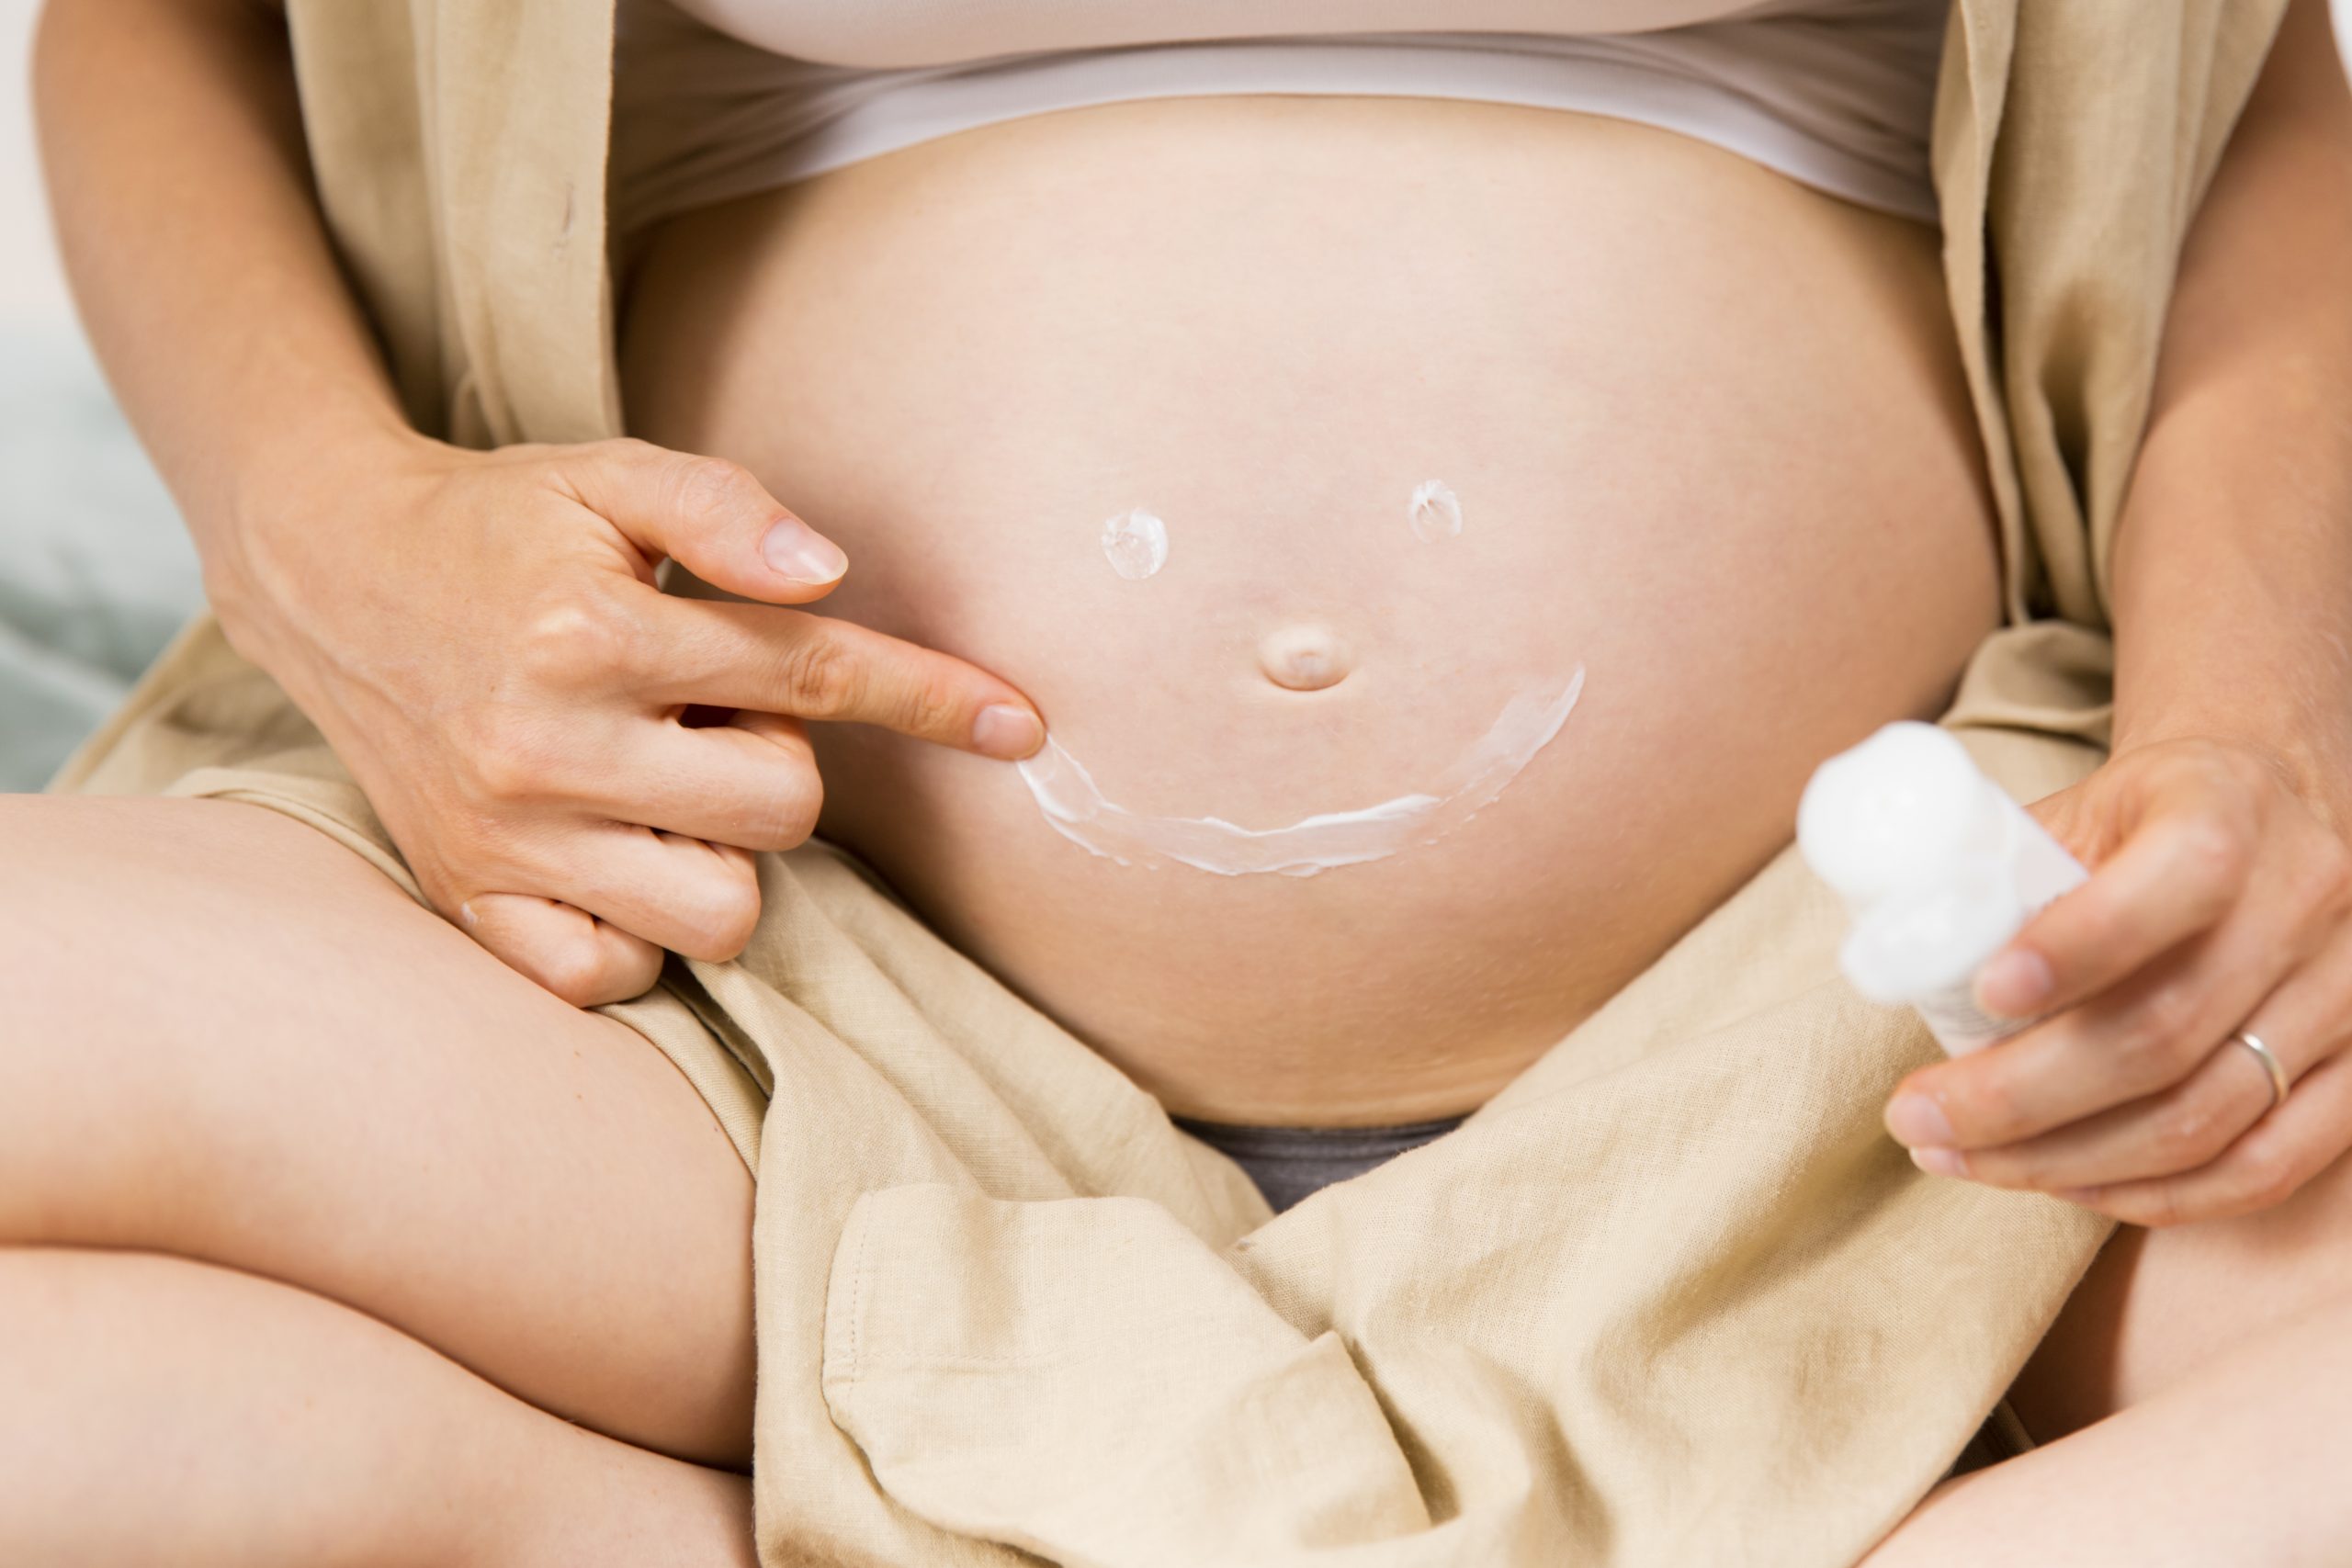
0, 1247, 753, 1568
1868, 1140, 2352, 1561
1861, 1292, 2352, 1565
2009, 1148, 2352, 1443
1, 796, 754, 1481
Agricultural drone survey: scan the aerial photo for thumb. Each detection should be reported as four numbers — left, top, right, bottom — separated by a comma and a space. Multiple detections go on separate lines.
578, 441, 849, 605
2021, 775, 2104, 864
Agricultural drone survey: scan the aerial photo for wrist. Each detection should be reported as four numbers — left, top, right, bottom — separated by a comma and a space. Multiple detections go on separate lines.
207, 402, 448, 666
2110, 708, 2352, 836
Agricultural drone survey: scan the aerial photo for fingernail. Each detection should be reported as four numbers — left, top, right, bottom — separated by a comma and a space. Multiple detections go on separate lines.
1911, 1146, 1969, 1178
972, 704, 1045, 761
760, 517, 848, 584
2052, 1186, 2102, 1204
1885, 1092, 1955, 1147
1975, 946, 2053, 1020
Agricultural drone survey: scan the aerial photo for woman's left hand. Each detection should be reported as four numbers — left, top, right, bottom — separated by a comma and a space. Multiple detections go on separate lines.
1883, 735, 2352, 1226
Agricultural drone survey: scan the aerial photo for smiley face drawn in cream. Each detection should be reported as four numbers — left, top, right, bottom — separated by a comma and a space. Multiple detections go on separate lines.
1017, 665, 1586, 877
1029, 481, 1578, 875
1100, 508, 1170, 580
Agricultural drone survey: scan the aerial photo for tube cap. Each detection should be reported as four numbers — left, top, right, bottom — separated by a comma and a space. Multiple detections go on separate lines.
1798, 721, 1992, 908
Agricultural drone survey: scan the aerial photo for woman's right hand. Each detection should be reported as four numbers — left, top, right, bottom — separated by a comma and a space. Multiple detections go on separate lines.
212, 429, 1046, 1007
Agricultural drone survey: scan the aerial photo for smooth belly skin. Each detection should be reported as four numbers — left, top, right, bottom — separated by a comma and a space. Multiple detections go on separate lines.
618, 96, 2000, 1125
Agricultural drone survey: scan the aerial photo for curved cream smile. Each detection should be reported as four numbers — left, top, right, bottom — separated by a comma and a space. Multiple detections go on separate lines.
1014, 663, 1588, 877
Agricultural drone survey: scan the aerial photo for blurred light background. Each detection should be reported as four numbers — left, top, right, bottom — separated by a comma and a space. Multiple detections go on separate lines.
2, 0, 202, 788
2, 2, 2350, 789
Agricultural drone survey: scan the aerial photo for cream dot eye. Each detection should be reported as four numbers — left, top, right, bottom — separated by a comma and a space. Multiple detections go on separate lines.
1408, 479, 1463, 543
1100, 508, 1170, 580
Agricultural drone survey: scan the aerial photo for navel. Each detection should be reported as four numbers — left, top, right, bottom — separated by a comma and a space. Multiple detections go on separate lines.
1258, 625, 1350, 692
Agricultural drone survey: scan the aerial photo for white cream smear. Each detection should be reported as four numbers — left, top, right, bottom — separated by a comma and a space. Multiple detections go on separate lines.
1016, 663, 1588, 876
1408, 479, 1464, 543
1100, 508, 1170, 580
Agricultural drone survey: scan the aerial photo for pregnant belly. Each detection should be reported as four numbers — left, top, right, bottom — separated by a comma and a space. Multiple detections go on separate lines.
618, 96, 2000, 1125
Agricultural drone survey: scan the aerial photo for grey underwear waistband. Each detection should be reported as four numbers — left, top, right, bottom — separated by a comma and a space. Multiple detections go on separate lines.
1172, 1114, 1466, 1214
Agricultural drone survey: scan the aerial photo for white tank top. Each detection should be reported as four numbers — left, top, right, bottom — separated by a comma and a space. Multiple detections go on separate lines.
610, 0, 1951, 248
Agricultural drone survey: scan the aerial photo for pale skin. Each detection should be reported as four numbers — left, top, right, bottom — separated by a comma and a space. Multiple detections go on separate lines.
14, 0, 2352, 1563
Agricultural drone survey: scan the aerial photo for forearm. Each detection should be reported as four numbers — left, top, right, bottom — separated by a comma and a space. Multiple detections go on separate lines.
2109, 0, 2352, 817
31, 0, 420, 631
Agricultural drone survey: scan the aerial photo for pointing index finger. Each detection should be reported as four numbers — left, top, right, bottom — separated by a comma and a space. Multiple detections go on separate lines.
650, 598, 1046, 761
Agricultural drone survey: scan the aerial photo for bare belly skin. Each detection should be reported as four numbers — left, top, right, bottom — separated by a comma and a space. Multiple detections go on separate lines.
618, 95, 2000, 1125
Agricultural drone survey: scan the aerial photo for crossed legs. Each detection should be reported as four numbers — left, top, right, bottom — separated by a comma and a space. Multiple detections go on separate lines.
0, 796, 758, 1565
6, 795, 2351, 1563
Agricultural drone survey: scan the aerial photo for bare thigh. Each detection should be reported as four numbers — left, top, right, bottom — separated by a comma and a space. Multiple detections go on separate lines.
2007, 1144, 2352, 1445
0, 795, 756, 1468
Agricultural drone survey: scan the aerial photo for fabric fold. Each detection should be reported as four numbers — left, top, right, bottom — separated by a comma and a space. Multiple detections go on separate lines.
823, 1188, 1435, 1562
699, 623, 2115, 1568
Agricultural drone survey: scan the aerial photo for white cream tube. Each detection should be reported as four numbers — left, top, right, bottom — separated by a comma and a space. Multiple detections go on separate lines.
1797, 721, 2087, 1055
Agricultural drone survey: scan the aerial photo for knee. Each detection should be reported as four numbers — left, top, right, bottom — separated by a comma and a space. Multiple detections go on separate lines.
3, 792, 373, 913
2, 795, 398, 1000
0, 802, 187, 1242
0, 796, 388, 1245
6, 795, 287, 1031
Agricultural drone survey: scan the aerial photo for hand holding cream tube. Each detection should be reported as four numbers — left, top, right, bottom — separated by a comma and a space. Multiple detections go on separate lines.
1797, 721, 2088, 1055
